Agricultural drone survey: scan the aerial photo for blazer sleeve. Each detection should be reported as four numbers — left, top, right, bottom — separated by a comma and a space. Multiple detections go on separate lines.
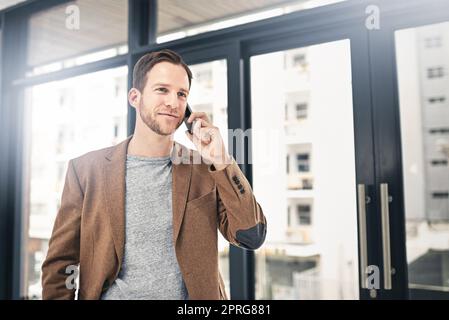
41, 159, 82, 300
209, 157, 267, 250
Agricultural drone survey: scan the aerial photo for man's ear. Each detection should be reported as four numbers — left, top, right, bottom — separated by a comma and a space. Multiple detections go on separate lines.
128, 88, 141, 109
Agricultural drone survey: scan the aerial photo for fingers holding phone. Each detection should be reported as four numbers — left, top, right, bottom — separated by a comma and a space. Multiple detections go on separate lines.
187, 111, 211, 126
184, 106, 231, 167
191, 118, 215, 145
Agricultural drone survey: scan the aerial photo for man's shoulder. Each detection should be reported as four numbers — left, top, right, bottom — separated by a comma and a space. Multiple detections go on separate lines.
71, 145, 113, 164
70, 137, 130, 170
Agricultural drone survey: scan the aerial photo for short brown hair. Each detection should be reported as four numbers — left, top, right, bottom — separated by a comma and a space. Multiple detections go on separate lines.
132, 49, 193, 92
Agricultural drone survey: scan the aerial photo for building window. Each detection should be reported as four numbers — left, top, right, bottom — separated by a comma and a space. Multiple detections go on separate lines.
428, 96, 446, 104
31, 203, 47, 216
427, 67, 445, 79
429, 127, 449, 134
297, 205, 311, 225
114, 79, 121, 98
286, 155, 290, 174
57, 163, 65, 181
195, 70, 213, 88
431, 192, 449, 199
295, 103, 308, 120
285, 103, 289, 121
425, 36, 442, 48
302, 178, 313, 190
431, 159, 448, 166
292, 53, 306, 67
56, 129, 64, 154
287, 205, 291, 227
297, 153, 310, 172
59, 94, 65, 107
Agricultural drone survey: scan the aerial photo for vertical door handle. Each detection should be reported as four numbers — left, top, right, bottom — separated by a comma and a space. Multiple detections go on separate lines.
357, 184, 369, 289
380, 183, 392, 290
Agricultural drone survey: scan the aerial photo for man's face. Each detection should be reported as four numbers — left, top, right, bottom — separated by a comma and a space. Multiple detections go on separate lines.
137, 61, 190, 136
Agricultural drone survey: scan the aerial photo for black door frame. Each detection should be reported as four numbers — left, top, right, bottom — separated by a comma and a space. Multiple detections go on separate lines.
368, 0, 449, 300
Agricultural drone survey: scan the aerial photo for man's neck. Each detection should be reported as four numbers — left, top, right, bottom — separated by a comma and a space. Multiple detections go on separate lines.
127, 125, 174, 158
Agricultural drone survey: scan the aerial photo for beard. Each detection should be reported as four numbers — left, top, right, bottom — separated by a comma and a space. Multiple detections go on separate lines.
139, 101, 184, 136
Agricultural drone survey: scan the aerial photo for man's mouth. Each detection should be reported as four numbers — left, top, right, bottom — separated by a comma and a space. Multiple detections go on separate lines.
158, 113, 179, 119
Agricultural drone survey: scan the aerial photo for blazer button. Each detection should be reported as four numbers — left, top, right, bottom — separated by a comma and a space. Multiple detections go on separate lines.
232, 176, 239, 182
237, 184, 243, 190
240, 189, 245, 194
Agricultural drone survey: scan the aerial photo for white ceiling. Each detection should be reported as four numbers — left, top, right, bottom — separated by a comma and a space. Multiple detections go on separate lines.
4, 0, 312, 67
158, 0, 302, 34
0, 0, 28, 12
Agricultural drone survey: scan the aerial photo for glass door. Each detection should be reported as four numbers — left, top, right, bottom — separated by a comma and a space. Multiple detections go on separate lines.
395, 20, 449, 299
248, 35, 376, 299
370, 0, 449, 300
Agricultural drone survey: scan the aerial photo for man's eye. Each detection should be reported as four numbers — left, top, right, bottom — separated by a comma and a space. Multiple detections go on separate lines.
157, 87, 168, 92
178, 92, 187, 98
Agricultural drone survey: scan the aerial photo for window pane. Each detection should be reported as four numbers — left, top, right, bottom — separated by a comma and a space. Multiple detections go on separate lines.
27, 0, 128, 69
251, 40, 358, 299
395, 21, 449, 294
173, 59, 230, 295
22, 66, 128, 299
157, 0, 346, 43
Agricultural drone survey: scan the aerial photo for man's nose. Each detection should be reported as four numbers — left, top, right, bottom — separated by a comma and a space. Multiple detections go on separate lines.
165, 92, 179, 109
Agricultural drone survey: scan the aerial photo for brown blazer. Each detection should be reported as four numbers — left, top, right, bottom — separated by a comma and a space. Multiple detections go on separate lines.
41, 135, 267, 300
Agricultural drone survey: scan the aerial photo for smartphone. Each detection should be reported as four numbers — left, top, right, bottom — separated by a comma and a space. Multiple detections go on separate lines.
184, 103, 193, 134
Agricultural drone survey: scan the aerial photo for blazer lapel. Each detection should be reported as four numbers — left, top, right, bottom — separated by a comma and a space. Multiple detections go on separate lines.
101, 136, 192, 268
171, 142, 192, 245
102, 136, 132, 268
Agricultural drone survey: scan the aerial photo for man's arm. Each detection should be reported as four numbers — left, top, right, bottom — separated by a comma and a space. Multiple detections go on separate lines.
185, 112, 266, 249
209, 159, 267, 250
41, 159, 82, 299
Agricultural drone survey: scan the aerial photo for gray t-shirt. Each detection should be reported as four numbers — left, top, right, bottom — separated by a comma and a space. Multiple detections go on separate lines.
101, 154, 188, 300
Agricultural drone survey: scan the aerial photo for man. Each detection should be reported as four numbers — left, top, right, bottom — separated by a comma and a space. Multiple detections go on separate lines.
41, 49, 267, 300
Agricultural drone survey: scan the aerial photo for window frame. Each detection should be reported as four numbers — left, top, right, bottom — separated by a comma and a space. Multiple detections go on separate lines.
3, 0, 449, 300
